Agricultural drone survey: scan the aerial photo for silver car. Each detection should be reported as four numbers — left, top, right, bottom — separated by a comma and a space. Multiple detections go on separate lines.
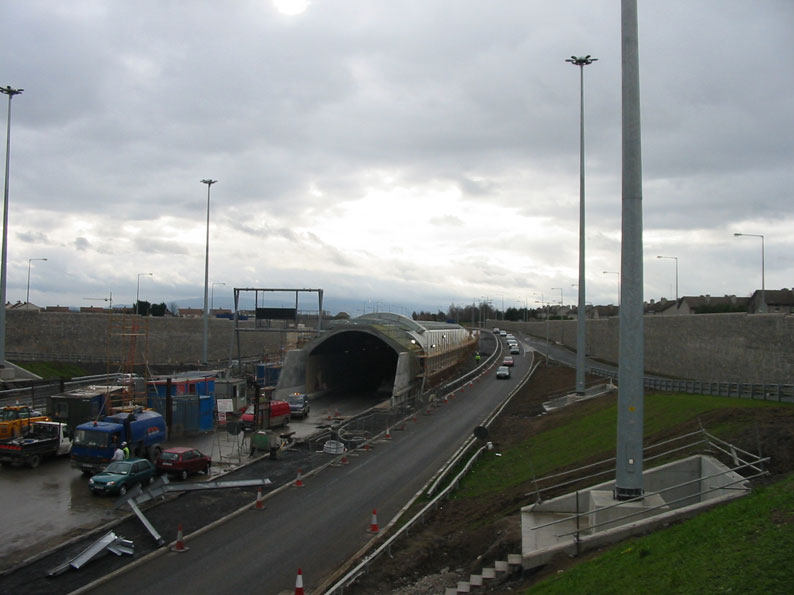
496, 366, 511, 379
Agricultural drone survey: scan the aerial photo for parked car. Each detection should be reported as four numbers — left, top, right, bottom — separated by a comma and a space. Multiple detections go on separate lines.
502, 356, 514, 367
287, 393, 310, 419
496, 366, 511, 379
88, 457, 156, 496
156, 446, 211, 480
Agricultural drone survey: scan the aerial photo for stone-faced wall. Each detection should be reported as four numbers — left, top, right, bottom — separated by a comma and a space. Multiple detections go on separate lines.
6, 310, 294, 366
495, 313, 794, 385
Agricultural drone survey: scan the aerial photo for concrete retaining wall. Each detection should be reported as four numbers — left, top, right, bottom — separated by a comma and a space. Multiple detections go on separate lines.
5, 310, 293, 366
494, 312, 794, 385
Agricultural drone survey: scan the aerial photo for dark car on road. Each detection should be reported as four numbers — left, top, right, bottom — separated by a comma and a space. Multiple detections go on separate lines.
287, 393, 310, 419
88, 458, 156, 496
156, 446, 211, 480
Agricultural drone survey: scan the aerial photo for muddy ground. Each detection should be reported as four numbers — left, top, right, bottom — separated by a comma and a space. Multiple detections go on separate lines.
348, 363, 794, 594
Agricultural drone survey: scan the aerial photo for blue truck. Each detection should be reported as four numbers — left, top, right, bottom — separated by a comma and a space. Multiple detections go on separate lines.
70, 409, 167, 475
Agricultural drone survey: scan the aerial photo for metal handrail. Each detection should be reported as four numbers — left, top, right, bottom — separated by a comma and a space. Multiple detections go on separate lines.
531, 452, 769, 533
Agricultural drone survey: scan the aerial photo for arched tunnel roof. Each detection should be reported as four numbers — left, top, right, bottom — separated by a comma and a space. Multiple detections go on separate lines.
286, 313, 473, 399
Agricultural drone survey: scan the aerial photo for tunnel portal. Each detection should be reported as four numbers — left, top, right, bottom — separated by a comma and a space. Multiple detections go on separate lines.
308, 329, 399, 395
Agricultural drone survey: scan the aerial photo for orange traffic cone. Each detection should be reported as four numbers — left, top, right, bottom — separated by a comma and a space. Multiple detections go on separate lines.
384, 427, 392, 440
367, 509, 380, 534
293, 469, 305, 488
170, 524, 189, 552
294, 567, 305, 595
340, 452, 350, 465
254, 487, 265, 510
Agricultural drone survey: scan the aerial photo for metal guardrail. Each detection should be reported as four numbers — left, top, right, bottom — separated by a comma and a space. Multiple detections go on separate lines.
321, 348, 540, 594
588, 366, 794, 403
0, 374, 128, 409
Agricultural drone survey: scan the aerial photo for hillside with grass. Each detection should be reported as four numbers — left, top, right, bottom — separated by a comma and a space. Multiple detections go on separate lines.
349, 364, 794, 593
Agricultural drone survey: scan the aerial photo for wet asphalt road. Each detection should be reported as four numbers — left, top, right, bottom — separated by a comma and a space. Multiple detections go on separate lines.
0, 333, 506, 594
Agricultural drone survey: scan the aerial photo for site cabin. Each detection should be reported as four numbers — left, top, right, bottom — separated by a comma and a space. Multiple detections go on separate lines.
0, 406, 51, 441
0, 421, 72, 468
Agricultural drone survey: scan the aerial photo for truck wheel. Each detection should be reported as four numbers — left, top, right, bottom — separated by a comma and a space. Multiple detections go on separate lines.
150, 446, 162, 462
28, 455, 41, 469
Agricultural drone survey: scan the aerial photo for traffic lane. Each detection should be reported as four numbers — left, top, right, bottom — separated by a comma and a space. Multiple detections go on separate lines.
90, 364, 515, 594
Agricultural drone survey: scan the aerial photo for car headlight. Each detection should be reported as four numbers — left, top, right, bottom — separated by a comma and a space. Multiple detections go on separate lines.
107, 480, 116, 486
89, 479, 94, 485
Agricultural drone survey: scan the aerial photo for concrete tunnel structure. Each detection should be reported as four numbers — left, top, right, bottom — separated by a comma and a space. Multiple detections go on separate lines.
276, 313, 477, 403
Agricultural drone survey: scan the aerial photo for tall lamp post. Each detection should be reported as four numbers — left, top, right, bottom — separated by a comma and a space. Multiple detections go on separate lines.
26, 257, 47, 304
603, 271, 620, 306
200, 179, 217, 365
211, 281, 225, 311
566, 54, 597, 395
136, 272, 152, 315
734, 232, 765, 312
0, 85, 23, 372
656, 255, 679, 301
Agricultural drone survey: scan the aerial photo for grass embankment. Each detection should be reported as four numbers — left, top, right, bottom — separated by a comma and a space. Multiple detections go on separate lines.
528, 473, 794, 594
11, 361, 91, 379
457, 393, 783, 499
450, 392, 794, 593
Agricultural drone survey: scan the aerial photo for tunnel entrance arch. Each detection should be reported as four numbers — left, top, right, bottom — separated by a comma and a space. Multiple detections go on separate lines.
277, 313, 476, 404
306, 329, 403, 396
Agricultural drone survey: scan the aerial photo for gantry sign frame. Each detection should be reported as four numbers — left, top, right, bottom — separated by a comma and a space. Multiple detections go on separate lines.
230, 287, 324, 369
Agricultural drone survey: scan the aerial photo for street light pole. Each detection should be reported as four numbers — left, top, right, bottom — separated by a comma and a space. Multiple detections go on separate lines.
211, 281, 225, 311
26, 257, 47, 304
656, 255, 679, 301
136, 272, 152, 315
0, 85, 23, 372
734, 232, 765, 312
201, 179, 217, 365
566, 54, 596, 395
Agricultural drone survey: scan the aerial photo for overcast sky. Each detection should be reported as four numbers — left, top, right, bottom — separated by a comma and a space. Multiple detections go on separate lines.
2, 1, 792, 316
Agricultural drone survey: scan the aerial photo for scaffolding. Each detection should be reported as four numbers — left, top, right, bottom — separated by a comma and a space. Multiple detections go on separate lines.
99, 312, 151, 413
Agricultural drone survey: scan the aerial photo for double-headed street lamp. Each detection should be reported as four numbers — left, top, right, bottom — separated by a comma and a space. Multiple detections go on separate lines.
0, 85, 23, 371
136, 272, 153, 315
566, 54, 596, 395
26, 257, 47, 304
201, 179, 217, 365
656, 255, 679, 301
734, 232, 765, 312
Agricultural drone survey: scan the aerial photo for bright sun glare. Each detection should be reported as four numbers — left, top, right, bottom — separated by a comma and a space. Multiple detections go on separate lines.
272, 0, 309, 16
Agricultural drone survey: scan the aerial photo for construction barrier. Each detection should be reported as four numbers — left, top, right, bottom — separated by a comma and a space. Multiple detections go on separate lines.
367, 509, 379, 534
170, 524, 189, 552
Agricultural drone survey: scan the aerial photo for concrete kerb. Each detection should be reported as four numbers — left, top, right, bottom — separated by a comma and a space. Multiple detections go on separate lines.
320, 351, 539, 594
65, 337, 504, 592
67, 449, 348, 595
2, 433, 256, 579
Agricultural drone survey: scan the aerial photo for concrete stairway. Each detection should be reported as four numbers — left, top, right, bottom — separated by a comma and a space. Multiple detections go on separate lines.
443, 554, 523, 594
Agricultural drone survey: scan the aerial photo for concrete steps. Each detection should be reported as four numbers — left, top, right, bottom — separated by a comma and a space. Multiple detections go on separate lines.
443, 554, 523, 593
